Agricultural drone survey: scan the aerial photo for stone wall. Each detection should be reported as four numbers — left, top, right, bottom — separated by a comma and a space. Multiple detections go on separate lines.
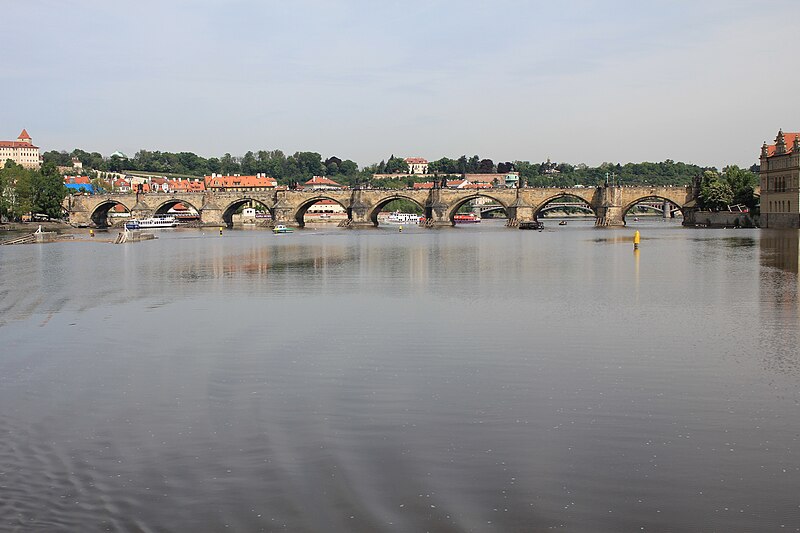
684, 210, 758, 228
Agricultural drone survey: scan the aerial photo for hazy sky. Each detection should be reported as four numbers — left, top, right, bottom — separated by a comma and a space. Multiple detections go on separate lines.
3, 0, 799, 168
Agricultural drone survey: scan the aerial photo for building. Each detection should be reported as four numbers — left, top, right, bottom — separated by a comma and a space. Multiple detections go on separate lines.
204, 173, 277, 191
760, 130, 800, 228
306, 199, 347, 217
167, 178, 205, 192
304, 176, 343, 190
0, 129, 41, 169
405, 157, 429, 175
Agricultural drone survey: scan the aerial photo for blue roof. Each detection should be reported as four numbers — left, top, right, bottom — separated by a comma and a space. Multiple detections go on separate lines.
65, 183, 98, 193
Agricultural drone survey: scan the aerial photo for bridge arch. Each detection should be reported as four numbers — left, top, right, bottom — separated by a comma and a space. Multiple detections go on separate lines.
294, 196, 349, 227
533, 193, 597, 219
621, 195, 685, 222
153, 198, 201, 216
445, 193, 511, 222
368, 194, 426, 226
221, 198, 275, 227
90, 200, 132, 227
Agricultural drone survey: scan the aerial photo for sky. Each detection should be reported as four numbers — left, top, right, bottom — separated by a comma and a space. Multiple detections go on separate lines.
3, 0, 800, 169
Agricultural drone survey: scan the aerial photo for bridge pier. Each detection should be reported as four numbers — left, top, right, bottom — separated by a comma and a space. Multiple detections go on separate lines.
594, 206, 625, 226
594, 186, 626, 226
199, 208, 225, 226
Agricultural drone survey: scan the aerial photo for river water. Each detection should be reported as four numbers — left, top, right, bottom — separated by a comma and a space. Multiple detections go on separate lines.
1, 219, 799, 532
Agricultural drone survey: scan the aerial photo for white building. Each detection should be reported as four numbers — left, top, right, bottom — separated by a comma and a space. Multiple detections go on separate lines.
0, 129, 41, 169
405, 157, 429, 174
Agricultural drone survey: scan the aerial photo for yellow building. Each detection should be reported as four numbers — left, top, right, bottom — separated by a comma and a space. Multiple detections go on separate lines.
760, 130, 800, 228
0, 129, 41, 169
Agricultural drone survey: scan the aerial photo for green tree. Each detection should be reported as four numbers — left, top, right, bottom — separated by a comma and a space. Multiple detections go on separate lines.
478, 158, 494, 173
241, 151, 257, 174
28, 163, 68, 218
699, 170, 733, 211
722, 165, 758, 208
384, 155, 408, 174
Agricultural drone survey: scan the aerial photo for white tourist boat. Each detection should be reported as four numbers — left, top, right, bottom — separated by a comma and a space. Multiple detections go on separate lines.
383, 212, 422, 225
125, 215, 178, 230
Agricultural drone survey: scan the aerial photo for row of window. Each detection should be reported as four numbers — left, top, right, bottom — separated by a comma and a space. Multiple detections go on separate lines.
768, 200, 793, 212
765, 176, 798, 192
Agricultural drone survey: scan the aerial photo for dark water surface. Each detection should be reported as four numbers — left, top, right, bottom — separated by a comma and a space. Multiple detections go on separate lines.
1, 220, 799, 532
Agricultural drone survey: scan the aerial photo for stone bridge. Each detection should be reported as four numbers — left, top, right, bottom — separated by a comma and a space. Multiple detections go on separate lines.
64, 185, 697, 228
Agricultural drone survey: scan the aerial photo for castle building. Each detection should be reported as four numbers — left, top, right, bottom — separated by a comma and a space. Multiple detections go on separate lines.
760, 130, 800, 228
0, 129, 41, 169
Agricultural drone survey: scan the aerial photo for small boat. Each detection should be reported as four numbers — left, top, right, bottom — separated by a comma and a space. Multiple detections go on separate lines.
559, 220, 567, 226
273, 224, 293, 234
519, 221, 544, 230
125, 215, 177, 230
454, 213, 481, 223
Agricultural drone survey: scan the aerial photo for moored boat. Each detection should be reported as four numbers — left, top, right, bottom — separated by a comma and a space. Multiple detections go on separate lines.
519, 220, 544, 230
273, 224, 293, 234
384, 212, 422, 225
454, 213, 481, 223
125, 215, 178, 230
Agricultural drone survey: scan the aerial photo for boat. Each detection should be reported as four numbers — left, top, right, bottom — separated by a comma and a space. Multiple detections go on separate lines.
125, 215, 178, 230
559, 220, 567, 226
519, 220, 544, 230
273, 224, 293, 234
384, 212, 422, 225
454, 213, 481, 223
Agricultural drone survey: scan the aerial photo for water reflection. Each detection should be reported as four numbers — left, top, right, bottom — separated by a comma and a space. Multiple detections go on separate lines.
3, 225, 800, 531
760, 230, 800, 274
759, 230, 799, 376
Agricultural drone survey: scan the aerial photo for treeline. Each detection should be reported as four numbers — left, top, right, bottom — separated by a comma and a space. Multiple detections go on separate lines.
697, 166, 759, 211
0, 162, 67, 220
43, 149, 361, 185
43, 147, 751, 190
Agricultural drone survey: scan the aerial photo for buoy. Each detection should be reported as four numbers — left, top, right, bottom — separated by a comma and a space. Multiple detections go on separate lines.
219, 226, 223, 236
89, 229, 94, 238
633, 230, 640, 250
399, 225, 403, 232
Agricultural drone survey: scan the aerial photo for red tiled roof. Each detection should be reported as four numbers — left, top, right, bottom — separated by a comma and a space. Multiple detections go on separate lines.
405, 157, 428, 164
0, 141, 39, 148
18, 129, 31, 140
204, 175, 277, 188
412, 182, 435, 189
64, 176, 91, 184
765, 131, 800, 157
304, 176, 342, 186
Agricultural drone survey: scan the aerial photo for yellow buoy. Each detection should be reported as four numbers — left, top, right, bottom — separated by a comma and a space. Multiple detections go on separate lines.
633, 230, 640, 250
399, 225, 403, 232
219, 226, 223, 236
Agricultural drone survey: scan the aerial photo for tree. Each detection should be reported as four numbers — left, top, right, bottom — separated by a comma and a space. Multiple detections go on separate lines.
429, 157, 458, 174
339, 159, 358, 176
722, 165, 758, 209
497, 161, 514, 173
384, 155, 408, 174
699, 170, 733, 211
467, 155, 480, 173
457, 155, 468, 174
28, 163, 68, 218
220, 153, 239, 175
478, 159, 494, 173
240, 151, 257, 174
